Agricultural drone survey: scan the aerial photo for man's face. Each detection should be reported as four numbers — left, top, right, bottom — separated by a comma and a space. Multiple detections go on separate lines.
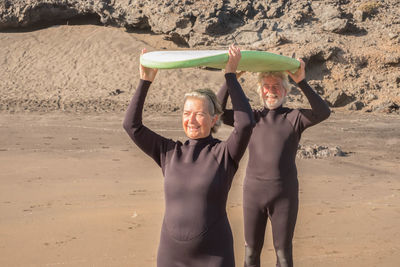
261, 76, 286, 109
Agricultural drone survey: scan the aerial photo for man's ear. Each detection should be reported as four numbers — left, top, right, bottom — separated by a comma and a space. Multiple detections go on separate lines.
282, 88, 287, 97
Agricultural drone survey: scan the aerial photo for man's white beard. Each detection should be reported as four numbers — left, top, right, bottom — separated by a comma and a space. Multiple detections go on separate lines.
264, 96, 285, 109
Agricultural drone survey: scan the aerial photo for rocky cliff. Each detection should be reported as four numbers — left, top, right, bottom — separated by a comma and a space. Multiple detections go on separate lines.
1, 0, 399, 113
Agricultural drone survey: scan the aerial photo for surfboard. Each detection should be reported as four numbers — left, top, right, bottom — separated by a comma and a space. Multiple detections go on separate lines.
140, 50, 299, 72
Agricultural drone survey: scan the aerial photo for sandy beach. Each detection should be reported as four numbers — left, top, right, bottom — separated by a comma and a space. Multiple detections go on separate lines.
0, 111, 399, 267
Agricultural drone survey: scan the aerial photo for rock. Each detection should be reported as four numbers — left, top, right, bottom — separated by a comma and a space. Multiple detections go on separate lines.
297, 144, 348, 159
303, 45, 342, 64
164, 31, 189, 47
322, 18, 349, 33
124, 14, 151, 30
348, 101, 365, 111
326, 90, 354, 107
109, 89, 123, 96
366, 94, 378, 102
233, 30, 261, 45
374, 101, 400, 114
308, 80, 325, 95
353, 9, 365, 22
384, 54, 400, 66
388, 32, 398, 40
232, 20, 266, 45
266, 31, 290, 47
319, 6, 342, 22
240, 20, 266, 32
149, 13, 180, 34
266, 5, 280, 19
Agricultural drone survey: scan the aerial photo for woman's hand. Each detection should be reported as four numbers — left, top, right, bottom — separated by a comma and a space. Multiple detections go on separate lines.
225, 44, 241, 74
286, 58, 305, 84
140, 48, 158, 82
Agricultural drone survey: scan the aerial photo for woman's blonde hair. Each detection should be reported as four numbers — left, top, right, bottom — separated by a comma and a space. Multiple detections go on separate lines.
257, 71, 290, 105
183, 88, 222, 133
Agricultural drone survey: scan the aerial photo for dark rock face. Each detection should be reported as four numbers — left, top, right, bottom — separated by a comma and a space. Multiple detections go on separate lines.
0, 1, 317, 45
326, 90, 354, 107
1, 0, 400, 113
297, 144, 348, 159
348, 101, 365, 111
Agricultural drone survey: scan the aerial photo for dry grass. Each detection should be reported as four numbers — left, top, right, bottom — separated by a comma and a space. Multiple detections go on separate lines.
358, 1, 382, 15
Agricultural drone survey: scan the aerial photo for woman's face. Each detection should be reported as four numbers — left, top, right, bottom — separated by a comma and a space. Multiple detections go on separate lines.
261, 76, 286, 109
182, 97, 217, 139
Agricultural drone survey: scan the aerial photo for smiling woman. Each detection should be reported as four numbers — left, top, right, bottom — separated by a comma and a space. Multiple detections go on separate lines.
182, 89, 222, 139
123, 45, 254, 267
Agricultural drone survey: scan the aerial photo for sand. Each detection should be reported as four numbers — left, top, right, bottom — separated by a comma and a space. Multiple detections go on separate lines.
0, 24, 399, 267
0, 111, 399, 267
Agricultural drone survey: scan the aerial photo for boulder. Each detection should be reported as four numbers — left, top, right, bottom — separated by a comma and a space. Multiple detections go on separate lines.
322, 18, 349, 33
348, 101, 365, 111
384, 54, 400, 66
353, 9, 365, 22
297, 144, 348, 159
326, 90, 354, 107
319, 5, 342, 22
374, 101, 400, 114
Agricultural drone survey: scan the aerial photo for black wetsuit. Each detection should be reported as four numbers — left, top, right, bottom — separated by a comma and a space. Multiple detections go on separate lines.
217, 79, 331, 267
123, 73, 254, 267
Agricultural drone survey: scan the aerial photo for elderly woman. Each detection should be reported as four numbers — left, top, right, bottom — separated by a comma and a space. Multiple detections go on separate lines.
217, 59, 331, 267
123, 45, 254, 267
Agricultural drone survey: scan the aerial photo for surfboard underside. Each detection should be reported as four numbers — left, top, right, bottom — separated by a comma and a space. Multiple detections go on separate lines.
140, 50, 300, 73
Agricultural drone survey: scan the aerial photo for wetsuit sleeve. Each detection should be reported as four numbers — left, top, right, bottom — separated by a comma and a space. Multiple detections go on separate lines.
123, 79, 174, 168
292, 79, 331, 132
224, 73, 255, 163
216, 82, 235, 127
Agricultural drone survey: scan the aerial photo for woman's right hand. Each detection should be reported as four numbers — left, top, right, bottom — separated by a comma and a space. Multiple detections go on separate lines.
225, 44, 241, 74
140, 48, 158, 82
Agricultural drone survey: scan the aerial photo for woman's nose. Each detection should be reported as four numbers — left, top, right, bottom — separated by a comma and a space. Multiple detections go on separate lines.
189, 113, 196, 123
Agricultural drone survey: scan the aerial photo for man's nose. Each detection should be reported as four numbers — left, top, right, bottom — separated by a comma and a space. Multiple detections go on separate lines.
264, 87, 272, 94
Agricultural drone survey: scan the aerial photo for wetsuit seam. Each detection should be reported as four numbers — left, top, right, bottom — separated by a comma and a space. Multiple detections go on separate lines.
164, 215, 227, 242
283, 109, 303, 144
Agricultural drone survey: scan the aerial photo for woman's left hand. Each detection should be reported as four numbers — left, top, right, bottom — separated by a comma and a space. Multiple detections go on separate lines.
225, 44, 241, 74
140, 48, 158, 82
286, 58, 305, 84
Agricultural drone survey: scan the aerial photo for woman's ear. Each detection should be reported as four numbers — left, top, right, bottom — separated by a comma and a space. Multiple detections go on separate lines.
211, 114, 219, 126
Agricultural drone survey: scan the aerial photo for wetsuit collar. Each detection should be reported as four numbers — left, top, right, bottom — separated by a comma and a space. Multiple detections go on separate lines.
186, 135, 214, 146
262, 105, 284, 115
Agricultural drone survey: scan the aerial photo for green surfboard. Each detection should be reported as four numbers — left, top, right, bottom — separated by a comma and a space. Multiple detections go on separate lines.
140, 50, 299, 72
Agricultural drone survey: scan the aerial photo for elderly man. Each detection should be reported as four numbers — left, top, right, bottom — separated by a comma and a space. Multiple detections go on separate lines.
217, 59, 331, 267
